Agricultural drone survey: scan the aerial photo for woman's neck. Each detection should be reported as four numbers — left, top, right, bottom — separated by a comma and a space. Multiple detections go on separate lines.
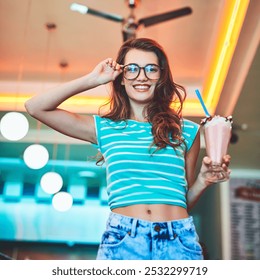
130, 107, 148, 122
128, 98, 150, 121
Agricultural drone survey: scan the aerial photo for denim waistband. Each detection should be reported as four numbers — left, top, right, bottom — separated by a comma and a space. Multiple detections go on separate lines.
107, 212, 195, 240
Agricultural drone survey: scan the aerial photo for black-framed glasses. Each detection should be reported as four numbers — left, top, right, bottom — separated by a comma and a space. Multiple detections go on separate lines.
122, 63, 162, 80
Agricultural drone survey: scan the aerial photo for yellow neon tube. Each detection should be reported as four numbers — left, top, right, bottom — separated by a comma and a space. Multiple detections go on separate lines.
203, 0, 249, 112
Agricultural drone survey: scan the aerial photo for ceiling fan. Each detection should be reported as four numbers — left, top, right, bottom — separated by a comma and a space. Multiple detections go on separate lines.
70, 0, 192, 41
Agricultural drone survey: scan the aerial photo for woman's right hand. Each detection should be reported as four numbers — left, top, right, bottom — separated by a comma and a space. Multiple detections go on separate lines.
90, 58, 123, 85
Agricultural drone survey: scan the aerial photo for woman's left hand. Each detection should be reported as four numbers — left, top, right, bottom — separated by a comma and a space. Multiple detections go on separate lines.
200, 155, 231, 185
221, 154, 231, 174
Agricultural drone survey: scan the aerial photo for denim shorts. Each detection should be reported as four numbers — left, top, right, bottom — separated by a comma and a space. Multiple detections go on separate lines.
96, 212, 203, 260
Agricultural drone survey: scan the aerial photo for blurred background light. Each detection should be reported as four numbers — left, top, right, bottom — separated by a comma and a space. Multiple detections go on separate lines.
0, 112, 29, 141
52, 192, 73, 212
40, 172, 63, 194
23, 144, 49, 169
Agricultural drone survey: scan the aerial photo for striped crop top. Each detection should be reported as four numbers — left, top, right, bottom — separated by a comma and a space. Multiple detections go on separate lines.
93, 115, 199, 210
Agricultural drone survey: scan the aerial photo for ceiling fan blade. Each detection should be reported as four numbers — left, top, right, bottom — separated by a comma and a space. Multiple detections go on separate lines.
70, 3, 124, 23
138, 7, 192, 27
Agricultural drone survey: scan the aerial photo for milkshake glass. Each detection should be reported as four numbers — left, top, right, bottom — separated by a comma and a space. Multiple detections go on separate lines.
201, 115, 232, 182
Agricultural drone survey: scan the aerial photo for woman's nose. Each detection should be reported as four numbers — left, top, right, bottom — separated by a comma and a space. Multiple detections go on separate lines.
136, 68, 148, 81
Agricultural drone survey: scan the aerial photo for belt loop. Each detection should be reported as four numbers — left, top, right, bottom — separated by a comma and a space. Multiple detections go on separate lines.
167, 221, 174, 240
130, 219, 138, 237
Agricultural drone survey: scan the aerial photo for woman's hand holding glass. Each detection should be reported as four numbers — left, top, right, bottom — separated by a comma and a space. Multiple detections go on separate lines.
200, 155, 231, 185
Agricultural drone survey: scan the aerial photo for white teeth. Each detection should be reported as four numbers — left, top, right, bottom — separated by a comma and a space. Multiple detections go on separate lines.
133, 85, 150, 90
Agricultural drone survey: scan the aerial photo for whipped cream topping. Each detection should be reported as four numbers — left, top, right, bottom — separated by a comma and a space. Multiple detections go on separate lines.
200, 115, 233, 126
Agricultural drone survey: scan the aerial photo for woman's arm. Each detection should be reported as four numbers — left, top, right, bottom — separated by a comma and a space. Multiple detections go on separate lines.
185, 131, 201, 188
25, 58, 122, 143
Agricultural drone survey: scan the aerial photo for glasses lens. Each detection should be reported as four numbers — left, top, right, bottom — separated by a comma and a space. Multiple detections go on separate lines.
123, 64, 161, 80
144, 64, 160, 80
123, 64, 139, 80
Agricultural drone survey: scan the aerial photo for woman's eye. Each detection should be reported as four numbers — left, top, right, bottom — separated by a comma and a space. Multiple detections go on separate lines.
146, 65, 158, 73
127, 65, 138, 72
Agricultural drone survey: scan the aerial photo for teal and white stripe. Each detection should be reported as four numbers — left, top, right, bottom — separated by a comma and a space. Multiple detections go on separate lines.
93, 115, 199, 210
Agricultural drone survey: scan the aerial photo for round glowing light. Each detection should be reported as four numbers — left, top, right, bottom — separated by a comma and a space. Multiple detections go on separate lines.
52, 192, 73, 212
0, 112, 29, 141
23, 144, 49, 169
40, 172, 63, 194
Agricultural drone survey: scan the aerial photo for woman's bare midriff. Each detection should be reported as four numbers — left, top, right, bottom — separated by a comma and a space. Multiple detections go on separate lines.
112, 204, 189, 222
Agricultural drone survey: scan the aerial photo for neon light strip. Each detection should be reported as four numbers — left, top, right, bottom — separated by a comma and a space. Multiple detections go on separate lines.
0, 94, 107, 107
203, 0, 249, 113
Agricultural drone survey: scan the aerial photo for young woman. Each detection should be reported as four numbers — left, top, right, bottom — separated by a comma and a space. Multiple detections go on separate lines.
25, 38, 230, 260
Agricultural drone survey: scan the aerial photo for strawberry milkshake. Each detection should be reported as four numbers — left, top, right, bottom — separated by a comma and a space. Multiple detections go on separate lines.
201, 115, 232, 181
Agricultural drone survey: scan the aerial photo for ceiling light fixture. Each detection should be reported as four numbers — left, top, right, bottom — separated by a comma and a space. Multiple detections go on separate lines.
23, 22, 58, 170
0, 112, 29, 141
0, 1, 32, 141
23, 144, 49, 169
40, 172, 63, 194
52, 192, 73, 212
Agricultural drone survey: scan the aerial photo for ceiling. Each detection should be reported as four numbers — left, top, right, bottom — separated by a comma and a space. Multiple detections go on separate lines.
0, 0, 260, 175
1, 0, 225, 82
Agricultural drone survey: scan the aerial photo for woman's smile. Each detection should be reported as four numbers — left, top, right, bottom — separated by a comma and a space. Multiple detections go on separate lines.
132, 83, 151, 92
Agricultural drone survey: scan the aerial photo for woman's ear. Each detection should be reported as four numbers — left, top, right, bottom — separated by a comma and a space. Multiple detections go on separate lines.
121, 78, 125, 86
